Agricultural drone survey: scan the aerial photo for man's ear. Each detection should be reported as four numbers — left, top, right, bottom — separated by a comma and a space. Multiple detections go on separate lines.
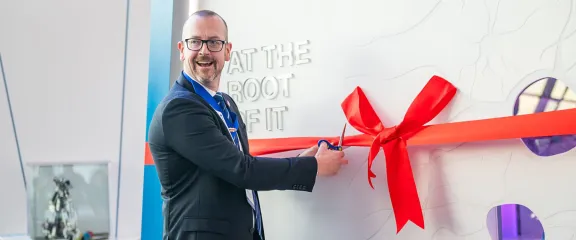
177, 41, 185, 61
224, 42, 232, 61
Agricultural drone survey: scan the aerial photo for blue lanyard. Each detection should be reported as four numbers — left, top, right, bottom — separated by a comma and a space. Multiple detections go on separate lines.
183, 73, 240, 148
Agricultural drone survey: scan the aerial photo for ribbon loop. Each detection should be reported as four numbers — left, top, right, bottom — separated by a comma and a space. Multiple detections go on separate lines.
399, 75, 458, 131
341, 87, 385, 136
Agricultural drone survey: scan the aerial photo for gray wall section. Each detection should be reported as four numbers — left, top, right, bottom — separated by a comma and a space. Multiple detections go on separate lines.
169, 0, 193, 87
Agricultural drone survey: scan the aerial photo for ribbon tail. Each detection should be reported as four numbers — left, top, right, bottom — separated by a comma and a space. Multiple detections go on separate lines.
383, 139, 425, 233
368, 170, 376, 189
367, 139, 381, 189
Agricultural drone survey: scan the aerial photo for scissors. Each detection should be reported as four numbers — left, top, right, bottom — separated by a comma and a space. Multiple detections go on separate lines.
317, 123, 347, 151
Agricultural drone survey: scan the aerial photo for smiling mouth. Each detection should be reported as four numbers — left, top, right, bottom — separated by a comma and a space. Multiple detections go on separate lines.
196, 61, 213, 67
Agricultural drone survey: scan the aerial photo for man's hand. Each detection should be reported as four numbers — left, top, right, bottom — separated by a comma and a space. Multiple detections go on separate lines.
299, 145, 319, 157
315, 142, 348, 176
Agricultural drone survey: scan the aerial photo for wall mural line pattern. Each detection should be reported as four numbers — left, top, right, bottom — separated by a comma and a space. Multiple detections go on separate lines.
196, 0, 576, 238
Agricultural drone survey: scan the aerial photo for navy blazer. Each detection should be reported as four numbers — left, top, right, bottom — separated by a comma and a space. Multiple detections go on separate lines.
147, 73, 318, 240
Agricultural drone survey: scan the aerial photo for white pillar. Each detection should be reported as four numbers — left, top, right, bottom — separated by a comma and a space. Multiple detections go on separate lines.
189, 0, 200, 15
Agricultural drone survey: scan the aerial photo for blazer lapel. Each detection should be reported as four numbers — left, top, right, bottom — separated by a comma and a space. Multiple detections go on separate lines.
175, 73, 196, 92
177, 73, 249, 152
175, 73, 236, 143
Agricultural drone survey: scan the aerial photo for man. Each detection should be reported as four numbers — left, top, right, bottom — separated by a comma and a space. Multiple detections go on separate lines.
147, 10, 348, 240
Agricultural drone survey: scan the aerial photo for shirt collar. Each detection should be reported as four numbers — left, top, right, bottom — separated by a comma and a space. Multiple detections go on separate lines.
182, 71, 217, 97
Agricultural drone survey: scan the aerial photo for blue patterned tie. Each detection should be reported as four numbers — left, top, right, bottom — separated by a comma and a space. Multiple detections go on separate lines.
213, 93, 238, 146
213, 93, 231, 124
252, 191, 263, 239
213, 93, 263, 239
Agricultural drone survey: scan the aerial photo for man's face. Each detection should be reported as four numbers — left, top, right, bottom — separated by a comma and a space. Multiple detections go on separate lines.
178, 16, 231, 87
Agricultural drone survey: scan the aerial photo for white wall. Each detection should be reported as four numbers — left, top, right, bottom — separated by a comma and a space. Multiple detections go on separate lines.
0, 0, 150, 239
201, 0, 576, 239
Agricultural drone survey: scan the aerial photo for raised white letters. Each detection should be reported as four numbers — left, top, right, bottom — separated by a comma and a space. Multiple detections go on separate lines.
224, 40, 311, 132
227, 51, 244, 74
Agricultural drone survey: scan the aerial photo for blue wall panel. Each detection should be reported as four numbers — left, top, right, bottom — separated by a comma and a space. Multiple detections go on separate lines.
141, 0, 174, 239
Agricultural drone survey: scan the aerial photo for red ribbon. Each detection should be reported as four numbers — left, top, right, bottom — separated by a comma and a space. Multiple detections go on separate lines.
340, 75, 456, 232
244, 75, 576, 233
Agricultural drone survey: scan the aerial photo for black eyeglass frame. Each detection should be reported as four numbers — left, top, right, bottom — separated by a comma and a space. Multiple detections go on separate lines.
183, 38, 227, 52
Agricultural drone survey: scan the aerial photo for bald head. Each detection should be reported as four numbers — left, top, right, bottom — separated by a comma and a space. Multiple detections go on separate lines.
182, 10, 228, 41
178, 9, 232, 92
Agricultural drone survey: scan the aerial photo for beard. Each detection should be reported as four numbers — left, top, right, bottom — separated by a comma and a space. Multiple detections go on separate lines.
189, 56, 220, 83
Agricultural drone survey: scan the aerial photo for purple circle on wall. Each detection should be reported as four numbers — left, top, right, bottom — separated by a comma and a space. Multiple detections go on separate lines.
513, 77, 576, 157
486, 203, 545, 240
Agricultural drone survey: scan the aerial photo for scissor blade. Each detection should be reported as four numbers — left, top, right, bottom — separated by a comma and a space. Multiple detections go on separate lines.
338, 123, 347, 147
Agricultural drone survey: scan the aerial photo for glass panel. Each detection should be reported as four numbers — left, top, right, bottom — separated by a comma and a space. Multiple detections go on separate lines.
486, 203, 545, 240
27, 162, 110, 240
513, 77, 576, 156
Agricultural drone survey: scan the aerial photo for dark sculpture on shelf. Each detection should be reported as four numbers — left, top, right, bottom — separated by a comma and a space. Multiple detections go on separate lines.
41, 177, 81, 240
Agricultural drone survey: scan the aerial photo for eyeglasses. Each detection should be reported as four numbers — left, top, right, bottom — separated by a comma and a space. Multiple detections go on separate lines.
184, 38, 227, 52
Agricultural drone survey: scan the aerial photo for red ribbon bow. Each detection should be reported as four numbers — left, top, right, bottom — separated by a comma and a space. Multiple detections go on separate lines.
341, 75, 456, 232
